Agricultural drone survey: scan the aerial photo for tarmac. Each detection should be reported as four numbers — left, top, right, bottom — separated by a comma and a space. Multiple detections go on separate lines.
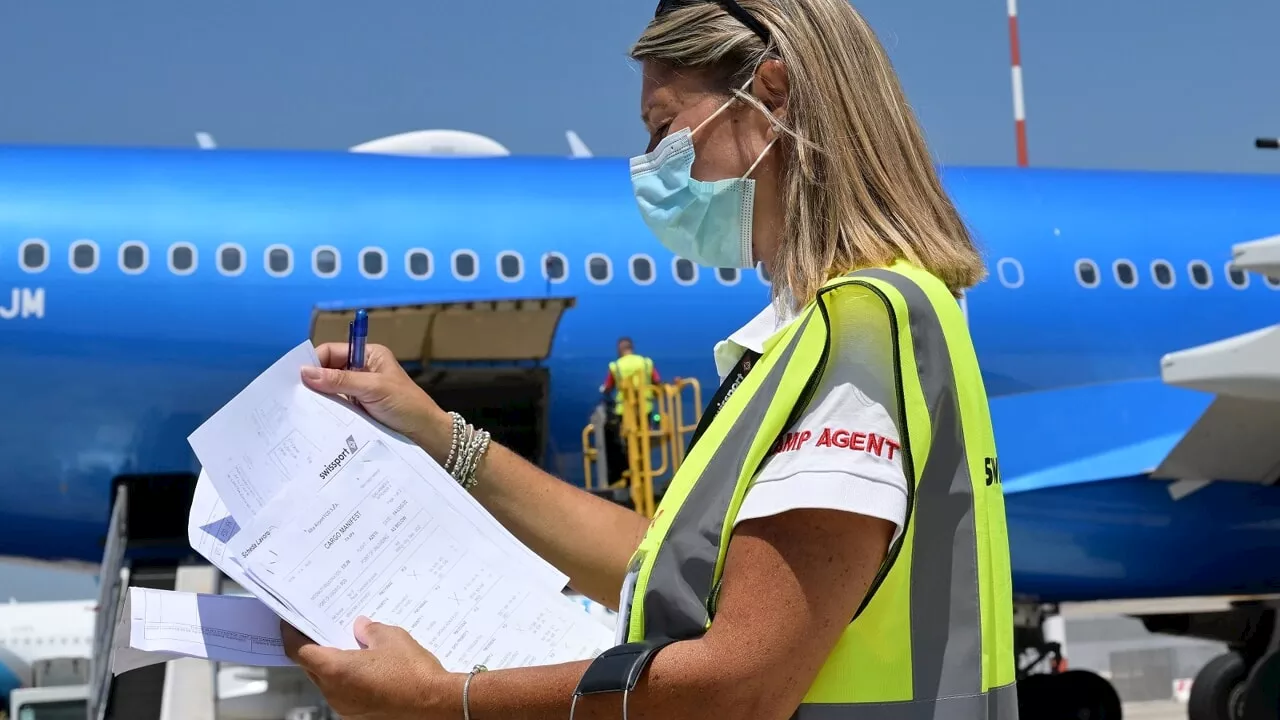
1124, 701, 1186, 720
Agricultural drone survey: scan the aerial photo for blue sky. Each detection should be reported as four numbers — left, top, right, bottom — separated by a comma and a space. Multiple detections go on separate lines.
1, 0, 1278, 600
2, 0, 1279, 171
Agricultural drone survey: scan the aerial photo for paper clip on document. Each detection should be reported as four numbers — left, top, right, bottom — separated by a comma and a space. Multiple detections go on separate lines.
347, 309, 368, 370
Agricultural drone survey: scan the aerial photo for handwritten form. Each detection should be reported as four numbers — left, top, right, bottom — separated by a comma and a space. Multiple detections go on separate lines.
111, 341, 613, 675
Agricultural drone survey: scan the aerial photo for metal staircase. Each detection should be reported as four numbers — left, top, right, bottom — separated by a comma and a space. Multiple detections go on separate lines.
88, 482, 220, 720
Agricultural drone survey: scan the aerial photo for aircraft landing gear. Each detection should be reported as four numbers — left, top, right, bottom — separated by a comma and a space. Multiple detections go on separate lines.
1015, 602, 1124, 720
1189, 652, 1248, 720
1144, 600, 1280, 720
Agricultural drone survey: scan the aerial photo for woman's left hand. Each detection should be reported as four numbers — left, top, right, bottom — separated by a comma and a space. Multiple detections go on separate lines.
281, 617, 462, 720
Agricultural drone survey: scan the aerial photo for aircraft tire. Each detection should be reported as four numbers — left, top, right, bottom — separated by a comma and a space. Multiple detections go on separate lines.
1239, 649, 1280, 720
1016, 671, 1121, 720
1014, 673, 1056, 719
1189, 651, 1249, 720
1058, 669, 1123, 720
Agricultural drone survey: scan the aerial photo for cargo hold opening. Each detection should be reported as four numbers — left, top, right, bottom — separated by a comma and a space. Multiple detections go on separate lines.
311, 297, 575, 467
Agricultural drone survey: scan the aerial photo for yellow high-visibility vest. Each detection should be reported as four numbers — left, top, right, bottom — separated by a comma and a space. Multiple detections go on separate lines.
609, 354, 656, 416
617, 262, 1018, 718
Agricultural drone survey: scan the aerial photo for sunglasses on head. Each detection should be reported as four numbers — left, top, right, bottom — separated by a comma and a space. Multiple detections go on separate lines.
654, 0, 772, 45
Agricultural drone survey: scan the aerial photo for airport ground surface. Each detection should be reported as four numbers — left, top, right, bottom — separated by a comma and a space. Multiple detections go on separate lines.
1125, 700, 1188, 719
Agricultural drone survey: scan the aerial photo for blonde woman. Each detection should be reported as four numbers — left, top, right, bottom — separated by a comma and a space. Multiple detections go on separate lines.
284, 1, 1018, 718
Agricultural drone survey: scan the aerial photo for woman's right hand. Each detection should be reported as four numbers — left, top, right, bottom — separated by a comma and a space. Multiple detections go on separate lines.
302, 343, 452, 459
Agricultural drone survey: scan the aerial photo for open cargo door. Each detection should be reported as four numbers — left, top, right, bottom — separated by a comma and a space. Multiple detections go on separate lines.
309, 297, 576, 364
309, 297, 577, 468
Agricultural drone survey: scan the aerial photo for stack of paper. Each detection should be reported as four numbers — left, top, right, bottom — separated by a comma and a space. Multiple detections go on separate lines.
112, 341, 614, 675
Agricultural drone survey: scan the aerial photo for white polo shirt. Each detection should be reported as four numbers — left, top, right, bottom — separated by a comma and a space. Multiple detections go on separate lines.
717, 299, 909, 544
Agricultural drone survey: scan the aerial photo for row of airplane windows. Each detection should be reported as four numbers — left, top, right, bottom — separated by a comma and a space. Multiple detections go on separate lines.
12, 239, 769, 287
991, 257, 1280, 290
16, 239, 1278, 292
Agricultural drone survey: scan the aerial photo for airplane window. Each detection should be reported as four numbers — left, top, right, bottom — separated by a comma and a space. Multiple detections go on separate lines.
542, 252, 568, 283
587, 254, 612, 285
1188, 260, 1212, 289
360, 248, 387, 279
1074, 259, 1099, 288
217, 243, 245, 276
265, 245, 292, 277
996, 258, 1024, 289
1226, 262, 1249, 289
757, 262, 771, 285
19, 239, 48, 273
168, 243, 197, 275
498, 251, 524, 282
406, 249, 432, 279
1151, 260, 1175, 289
452, 250, 478, 280
716, 267, 740, 286
71, 241, 99, 273
313, 246, 340, 278
119, 242, 148, 274
630, 254, 655, 285
1266, 275, 1280, 290
672, 257, 698, 286
1113, 260, 1137, 289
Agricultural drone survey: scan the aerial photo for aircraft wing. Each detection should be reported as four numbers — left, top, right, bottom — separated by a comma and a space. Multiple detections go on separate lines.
1150, 235, 1280, 490
991, 378, 1214, 494
1152, 324, 1280, 488
997, 235, 1280, 497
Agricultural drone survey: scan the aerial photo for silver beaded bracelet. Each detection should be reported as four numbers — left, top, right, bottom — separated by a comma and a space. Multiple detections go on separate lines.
444, 411, 465, 473
444, 411, 491, 491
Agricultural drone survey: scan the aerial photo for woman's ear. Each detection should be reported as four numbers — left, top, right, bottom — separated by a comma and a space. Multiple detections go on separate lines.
753, 59, 790, 120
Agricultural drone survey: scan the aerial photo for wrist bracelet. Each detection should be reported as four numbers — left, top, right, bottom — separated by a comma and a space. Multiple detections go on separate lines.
461, 431, 491, 491
444, 412, 465, 473
462, 664, 487, 720
442, 412, 493, 492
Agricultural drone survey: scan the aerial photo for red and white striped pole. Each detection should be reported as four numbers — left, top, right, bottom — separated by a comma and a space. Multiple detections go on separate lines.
1008, 0, 1028, 167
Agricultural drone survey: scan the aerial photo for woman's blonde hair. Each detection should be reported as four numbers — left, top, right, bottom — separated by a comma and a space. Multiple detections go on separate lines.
631, 0, 985, 303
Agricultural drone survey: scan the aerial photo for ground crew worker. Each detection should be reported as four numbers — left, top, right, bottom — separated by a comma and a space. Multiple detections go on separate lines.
284, 0, 1018, 718
600, 337, 661, 420
600, 338, 662, 485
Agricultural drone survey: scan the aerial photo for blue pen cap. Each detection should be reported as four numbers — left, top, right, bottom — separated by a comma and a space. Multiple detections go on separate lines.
353, 309, 369, 337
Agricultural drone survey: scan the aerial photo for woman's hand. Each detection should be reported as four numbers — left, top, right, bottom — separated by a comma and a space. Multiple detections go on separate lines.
282, 617, 463, 720
302, 342, 452, 458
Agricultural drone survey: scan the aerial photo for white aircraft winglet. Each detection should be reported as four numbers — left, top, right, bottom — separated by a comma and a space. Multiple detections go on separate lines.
195, 132, 217, 150
566, 131, 593, 158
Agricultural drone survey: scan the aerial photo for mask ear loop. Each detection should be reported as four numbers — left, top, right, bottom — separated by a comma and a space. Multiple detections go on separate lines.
742, 137, 777, 179
689, 75, 778, 179
690, 76, 757, 139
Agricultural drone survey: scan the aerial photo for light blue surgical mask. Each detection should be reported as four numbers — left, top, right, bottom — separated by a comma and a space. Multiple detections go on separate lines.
629, 88, 777, 269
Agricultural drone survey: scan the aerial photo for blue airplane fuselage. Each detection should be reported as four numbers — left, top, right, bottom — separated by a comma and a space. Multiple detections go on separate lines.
2, 144, 1278, 602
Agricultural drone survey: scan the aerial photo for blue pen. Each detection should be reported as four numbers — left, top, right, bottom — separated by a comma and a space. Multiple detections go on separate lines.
349, 309, 368, 370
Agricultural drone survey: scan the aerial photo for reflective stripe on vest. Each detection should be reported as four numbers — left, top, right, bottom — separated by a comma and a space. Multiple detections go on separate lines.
618, 262, 1017, 718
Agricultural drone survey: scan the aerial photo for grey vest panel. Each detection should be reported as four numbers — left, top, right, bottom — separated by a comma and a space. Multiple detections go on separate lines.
640, 313, 815, 640
794, 682, 1018, 720
857, 269, 984, 704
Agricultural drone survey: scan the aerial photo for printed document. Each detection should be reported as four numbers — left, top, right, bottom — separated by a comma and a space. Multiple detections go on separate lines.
232, 438, 612, 669
112, 587, 292, 675
112, 340, 613, 674
188, 342, 566, 593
